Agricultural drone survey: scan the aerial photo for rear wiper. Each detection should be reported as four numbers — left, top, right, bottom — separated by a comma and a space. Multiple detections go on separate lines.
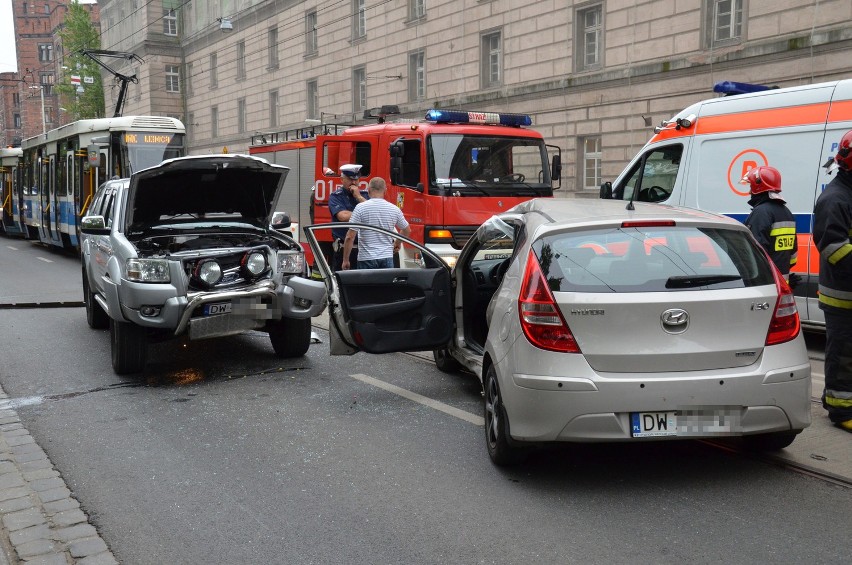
665, 274, 742, 288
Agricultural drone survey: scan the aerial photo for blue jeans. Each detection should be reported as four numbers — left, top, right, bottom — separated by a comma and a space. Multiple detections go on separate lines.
357, 257, 394, 269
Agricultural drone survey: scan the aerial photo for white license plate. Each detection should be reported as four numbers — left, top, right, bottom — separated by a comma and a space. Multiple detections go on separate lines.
631, 411, 677, 437
203, 302, 232, 316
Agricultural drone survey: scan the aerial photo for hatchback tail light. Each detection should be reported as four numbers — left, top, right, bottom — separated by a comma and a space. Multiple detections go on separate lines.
518, 250, 580, 353
765, 263, 800, 346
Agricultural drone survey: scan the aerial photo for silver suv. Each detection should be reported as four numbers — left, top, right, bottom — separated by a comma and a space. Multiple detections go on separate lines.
80, 154, 327, 374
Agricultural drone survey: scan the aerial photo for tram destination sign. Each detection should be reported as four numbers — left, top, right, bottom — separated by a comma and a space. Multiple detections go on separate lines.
124, 133, 175, 145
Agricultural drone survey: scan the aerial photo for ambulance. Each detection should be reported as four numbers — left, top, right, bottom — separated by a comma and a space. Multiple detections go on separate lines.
601, 79, 852, 330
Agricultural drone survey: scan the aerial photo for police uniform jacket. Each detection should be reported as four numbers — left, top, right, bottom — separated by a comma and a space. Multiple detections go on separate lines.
813, 171, 852, 315
328, 187, 369, 242
744, 193, 797, 275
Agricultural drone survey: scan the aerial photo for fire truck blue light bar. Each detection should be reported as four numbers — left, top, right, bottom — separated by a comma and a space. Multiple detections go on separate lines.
424, 109, 532, 127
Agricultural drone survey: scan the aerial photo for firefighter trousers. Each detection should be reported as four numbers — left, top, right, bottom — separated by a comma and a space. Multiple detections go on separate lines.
822, 310, 852, 424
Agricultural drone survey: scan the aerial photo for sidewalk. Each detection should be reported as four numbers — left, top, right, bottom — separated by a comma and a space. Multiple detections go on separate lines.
0, 388, 118, 565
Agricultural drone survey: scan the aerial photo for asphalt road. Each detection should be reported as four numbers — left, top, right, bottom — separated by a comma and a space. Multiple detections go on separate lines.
0, 239, 850, 564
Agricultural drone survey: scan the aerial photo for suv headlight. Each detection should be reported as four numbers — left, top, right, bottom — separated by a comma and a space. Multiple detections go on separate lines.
277, 250, 304, 275
126, 258, 170, 283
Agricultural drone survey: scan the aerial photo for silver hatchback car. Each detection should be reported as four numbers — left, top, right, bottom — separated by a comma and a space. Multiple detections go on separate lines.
304, 199, 811, 465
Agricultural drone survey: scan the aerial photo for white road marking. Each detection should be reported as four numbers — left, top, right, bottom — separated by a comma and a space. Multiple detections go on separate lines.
7, 246, 18, 250
36, 257, 53, 263
351, 373, 484, 426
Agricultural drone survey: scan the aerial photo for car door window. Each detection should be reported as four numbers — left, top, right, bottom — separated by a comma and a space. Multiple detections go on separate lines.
614, 145, 682, 202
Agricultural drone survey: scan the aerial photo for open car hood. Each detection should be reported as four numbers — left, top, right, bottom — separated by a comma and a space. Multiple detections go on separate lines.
126, 154, 288, 228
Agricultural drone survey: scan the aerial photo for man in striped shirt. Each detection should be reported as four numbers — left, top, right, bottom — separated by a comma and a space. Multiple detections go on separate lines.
342, 177, 410, 270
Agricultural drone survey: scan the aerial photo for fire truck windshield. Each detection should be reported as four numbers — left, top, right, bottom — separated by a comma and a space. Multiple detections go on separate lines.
428, 134, 551, 196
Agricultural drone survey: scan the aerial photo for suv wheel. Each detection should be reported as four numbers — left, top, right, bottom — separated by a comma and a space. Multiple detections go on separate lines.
484, 365, 524, 466
110, 319, 148, 374
83, 268, 109, 329
269, 317, 311, 358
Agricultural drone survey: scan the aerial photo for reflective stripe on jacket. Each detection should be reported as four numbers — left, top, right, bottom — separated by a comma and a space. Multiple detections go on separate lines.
813, 172, 852, 313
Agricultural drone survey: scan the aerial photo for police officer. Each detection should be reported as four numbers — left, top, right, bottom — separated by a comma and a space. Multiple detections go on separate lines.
741, 165, 798, 279
328, 164, 368, 271
813, 129, 852, 433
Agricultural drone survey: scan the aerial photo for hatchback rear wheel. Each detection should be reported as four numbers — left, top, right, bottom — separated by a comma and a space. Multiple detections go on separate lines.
484, 365, 524, 466
433, 347, 462, 373
741, 430, 798, 452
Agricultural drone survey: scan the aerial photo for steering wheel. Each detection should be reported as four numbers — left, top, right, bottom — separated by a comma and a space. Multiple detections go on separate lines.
500, 173, 525, 183
490, 258, 511, 284
642, 185, 668, 202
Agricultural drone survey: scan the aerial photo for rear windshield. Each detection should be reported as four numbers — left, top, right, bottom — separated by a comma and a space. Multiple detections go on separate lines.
533, 225, 775, 293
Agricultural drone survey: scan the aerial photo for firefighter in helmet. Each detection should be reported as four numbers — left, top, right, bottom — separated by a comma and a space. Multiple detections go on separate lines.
814, 129, 852, 433
741, 165, 797, 279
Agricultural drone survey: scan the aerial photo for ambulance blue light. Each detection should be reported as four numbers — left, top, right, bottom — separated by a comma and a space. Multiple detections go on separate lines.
425, 109, 532, 127
713, 81, 775, 96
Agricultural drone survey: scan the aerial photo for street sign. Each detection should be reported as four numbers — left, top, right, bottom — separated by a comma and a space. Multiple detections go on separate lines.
70, 75, 81, 86
83, 76, 94, 84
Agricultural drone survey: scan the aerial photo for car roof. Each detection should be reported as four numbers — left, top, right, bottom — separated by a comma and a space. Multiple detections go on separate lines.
508, 198, 743, 235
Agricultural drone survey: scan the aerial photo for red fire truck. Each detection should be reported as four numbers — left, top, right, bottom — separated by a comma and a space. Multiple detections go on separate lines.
249, 107, 561, 268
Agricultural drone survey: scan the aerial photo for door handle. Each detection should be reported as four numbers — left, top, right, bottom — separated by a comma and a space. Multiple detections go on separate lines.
392, 276, 408, 283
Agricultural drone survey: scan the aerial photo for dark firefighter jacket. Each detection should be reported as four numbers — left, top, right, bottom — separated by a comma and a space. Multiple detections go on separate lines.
813, 170, 852, 314
744, 194, 797, 275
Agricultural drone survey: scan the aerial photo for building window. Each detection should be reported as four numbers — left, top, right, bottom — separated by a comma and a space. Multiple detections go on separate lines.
408, 50, 425, 101
237, 41, 246, 79
38, 43, 53, 62
576, 3, 604, 71
185, 62, 193, 96
352, 0, 366, 40
238, 98, 246, 134
13, 93, 20, 107
269, 89, 279, 127
306, 11, 318, 55
307, 80, 318, 120
352, 67, 366, 113
580, 136, 602, 191
268, 27, 279, 69
210, 53, 218, 89
14, 114, 21, 128
40, 73, 54, 96
705, 0, 745, 47
409, 0, 426, 20
166, 65, 180, 93
211, 106, 218, 138
163, 8, 177, 36
481, 30, 501, 88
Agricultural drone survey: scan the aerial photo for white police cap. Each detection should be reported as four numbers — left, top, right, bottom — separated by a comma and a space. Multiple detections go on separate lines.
340, 164, 363, 178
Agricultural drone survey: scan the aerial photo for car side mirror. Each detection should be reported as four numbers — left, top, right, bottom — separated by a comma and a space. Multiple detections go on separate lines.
80, 215, 108, 234
271, 212, 291, 229
551, 154, 562, 182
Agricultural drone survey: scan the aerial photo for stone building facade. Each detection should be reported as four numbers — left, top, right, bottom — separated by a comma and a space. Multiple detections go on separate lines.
97, 0, 851, 195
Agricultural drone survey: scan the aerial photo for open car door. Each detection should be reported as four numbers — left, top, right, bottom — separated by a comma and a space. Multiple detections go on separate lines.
303, 222, 454, 355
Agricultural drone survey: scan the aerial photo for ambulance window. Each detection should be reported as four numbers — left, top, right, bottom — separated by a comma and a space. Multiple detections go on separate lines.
615, 144, 682, 203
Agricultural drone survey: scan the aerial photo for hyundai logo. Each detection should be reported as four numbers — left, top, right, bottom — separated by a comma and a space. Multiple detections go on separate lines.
661, 308, 689, 334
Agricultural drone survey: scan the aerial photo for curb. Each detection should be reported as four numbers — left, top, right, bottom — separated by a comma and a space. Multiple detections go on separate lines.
0, 387, 118, 565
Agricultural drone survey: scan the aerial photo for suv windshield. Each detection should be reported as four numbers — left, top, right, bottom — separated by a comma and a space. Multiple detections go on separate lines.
533, 225, 774, 293
428, 134, 551, 196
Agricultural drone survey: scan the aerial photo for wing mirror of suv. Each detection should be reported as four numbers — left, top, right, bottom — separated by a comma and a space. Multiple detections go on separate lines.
80, 215, 109, 234
271, 212, 292, 230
